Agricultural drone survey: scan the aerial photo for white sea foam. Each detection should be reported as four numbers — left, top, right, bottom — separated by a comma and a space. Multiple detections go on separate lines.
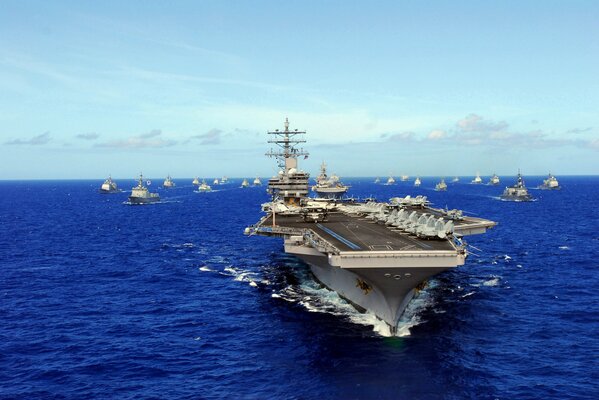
199, 266, 212, 272
559, 246, 570, 250
275, 278, 433, 337
483, 277, 500, 287
462, 291, 476, 298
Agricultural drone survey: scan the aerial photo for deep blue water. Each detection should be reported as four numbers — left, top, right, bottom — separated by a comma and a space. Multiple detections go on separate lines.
1, 176, 598, 399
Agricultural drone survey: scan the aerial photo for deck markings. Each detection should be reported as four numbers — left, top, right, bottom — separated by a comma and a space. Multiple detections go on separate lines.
316, 224, 362, 250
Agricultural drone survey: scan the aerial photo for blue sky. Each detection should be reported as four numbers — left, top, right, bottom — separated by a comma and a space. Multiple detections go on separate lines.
0, 0, 597, 179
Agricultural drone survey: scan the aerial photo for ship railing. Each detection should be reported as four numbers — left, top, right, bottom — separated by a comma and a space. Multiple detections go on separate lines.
245, 221, 342, 255
303, 230, 342, 255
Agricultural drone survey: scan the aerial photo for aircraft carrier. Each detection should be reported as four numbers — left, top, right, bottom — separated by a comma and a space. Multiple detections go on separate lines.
245, 119, 497, 334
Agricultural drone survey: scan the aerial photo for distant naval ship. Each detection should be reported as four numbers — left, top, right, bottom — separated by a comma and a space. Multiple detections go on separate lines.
100, 175, 119, 193
385, 176, 396, 185
163, 175, 175, 188
414, 176, 421, 187
311, 161, 349, 199
253, 177, 262, 186
245, 119, 497, 334
197, 180, 212, 192
471, 172, 482, 184
192, 177, 200, 186
129, 174, 160, 204
539, 173, 560, 190
435, 178, 447, 191
500, 171, 534, 201
488, 173, 500, 185
241, 179, 250, 188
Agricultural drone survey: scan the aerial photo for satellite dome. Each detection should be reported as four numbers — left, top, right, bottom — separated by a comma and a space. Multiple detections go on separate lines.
288, 168, 297, 176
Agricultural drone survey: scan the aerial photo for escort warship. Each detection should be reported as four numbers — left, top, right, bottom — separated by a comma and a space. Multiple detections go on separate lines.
489, 173, 500, 185
241, 178, 250, 188
253, 177, 262, 186
435, 178, 448, 191
245, 119, 497, 334
471, 172, 482, 184
539, 173, 560, 190
128, 174, 160, 204
192, 177, 200, 186
501, 171, 534, 201
414, 176, 421, 187
163, 175, 175, 188
197, 180, 212, 192
100, 175, 119, 193
311, 161, 349, 199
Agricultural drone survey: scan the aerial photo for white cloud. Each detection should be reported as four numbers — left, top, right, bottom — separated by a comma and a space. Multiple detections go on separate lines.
427, 129, 446, 140
95, 129, 176, 149
190, 129, 223, 145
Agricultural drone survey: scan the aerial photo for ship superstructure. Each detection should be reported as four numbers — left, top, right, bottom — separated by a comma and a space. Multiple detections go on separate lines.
311, 161, 349, 199
246, 119, 497, 334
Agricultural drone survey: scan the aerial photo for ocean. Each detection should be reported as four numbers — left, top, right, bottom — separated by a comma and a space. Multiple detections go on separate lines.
0, 176, 597, 399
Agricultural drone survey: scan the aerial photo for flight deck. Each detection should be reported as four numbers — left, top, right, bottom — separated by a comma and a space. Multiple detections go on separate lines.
258, 212, 456, 252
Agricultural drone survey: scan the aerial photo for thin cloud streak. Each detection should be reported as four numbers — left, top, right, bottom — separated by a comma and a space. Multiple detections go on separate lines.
76, 132, 99, 140
95, 129, 176, 149
4, 131, 51, 145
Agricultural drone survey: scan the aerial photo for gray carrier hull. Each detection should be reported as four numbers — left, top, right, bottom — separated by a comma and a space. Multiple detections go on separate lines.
128, 196, 160, 204
500, 194, 533, 202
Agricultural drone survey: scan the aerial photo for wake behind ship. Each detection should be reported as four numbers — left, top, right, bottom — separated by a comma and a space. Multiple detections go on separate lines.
245, 119, 497, 334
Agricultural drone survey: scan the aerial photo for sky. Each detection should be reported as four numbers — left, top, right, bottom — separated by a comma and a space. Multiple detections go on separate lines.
0, 0, 597, 179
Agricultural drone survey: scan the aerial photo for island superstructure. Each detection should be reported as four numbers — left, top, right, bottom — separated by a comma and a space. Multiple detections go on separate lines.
245, 119, 497, 334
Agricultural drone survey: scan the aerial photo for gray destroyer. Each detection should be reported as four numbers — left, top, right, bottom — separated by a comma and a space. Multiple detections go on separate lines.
500, 171, 534, 202
245, 119, 497, 334
128, 174, 160, 204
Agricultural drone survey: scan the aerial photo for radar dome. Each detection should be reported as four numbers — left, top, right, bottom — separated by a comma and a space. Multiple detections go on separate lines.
288, 168, 297, 176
